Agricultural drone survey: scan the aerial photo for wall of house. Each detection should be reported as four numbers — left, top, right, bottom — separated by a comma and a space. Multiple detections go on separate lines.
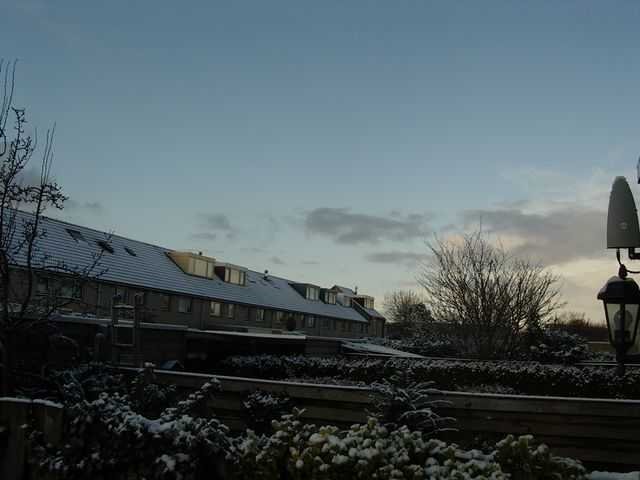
11, 268, 384, 339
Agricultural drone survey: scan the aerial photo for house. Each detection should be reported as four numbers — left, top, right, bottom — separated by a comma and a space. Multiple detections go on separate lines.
5, 211, 386, 341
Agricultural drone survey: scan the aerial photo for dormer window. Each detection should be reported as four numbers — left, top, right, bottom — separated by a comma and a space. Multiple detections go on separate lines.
341, 297, 351, 307
224, 268, 246, 286
324, 291, 337, 304
190, 257, 215, 278
167, 251, 217, 279
355, 296, 375, 309
306, 286, 320, 301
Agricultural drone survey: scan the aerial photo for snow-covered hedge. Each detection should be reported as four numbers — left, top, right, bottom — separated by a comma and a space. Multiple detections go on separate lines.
231, 408, 586, 480
218, 355, 640, 399
24, 363, 617, 479
29, 378, 231, 479
527, 329, 590, 364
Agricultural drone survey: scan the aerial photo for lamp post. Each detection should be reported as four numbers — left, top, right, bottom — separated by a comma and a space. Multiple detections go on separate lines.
597, 273, 640, 375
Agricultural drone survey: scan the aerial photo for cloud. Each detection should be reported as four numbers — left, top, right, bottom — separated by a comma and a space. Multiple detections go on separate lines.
194, 213, 236, 241
304, 208, 432, 245
190, 232, 217, 241
460, 206, 606, 265
364, 251, 430, 266
198, 213, 233, 231
65, 199, 105, 214
270, 256, 286, 266
301, 260, 320, 265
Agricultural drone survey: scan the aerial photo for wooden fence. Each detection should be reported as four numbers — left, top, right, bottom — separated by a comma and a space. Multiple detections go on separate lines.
0, 397, 64, 480
147, 368, 640, 469
3, 370, 640, 476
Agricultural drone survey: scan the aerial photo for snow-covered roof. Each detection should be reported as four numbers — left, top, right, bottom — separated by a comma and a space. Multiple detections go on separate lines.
9, 210, 374, 323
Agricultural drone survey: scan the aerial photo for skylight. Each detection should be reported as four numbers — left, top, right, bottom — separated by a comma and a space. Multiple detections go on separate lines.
66, 229, 86, 243
124, 246, 137, 256
96, 240, 114, 254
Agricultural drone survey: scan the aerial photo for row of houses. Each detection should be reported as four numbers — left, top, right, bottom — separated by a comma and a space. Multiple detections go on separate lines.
7, 211, 386, 340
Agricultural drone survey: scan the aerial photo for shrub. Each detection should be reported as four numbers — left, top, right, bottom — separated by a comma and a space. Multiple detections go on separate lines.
369, 374, 455, 435
495, 434, 586, 479
231, 409, 586, 480
29, 378, 230, 480
527, 329, 590, 364
367, 335, 461, 357
231, 409, 508, 480
217, 355, 640, 399
242, 390, 294, 435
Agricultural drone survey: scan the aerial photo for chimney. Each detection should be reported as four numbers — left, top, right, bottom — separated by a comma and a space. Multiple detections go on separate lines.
264, 269, 269, 279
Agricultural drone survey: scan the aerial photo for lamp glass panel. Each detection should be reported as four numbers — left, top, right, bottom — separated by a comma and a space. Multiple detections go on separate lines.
608, 303, 640, 344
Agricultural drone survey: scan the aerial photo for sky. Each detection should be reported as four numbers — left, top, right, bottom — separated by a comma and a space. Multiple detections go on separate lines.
2, 0, 640, 322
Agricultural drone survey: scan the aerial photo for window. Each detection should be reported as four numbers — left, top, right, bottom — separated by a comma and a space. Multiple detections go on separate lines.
342, 297, 351, 307
324, 292, 336, 304
96, 240, 114, 254
226, 303, 235, 319
124, 246, 137, 256
210, 301, 221, 317
193, 258, 208, 277
160, 294, 171, 311
133, 291, 145, 305
322, 318, 330, 329
178, 297, 192, 313
305, 315, 316, 328
225, 268, 246, 286
36, 277, 49, 295
66, 229, 86, 243
114, 286, 128, 304
256, 308, 264, 322
275, 311, 284, 326
306, 286, 319, 301
363, 297, 374, 309
59, 279, 81, 299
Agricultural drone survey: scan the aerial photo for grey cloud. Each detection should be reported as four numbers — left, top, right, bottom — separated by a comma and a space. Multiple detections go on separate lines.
190, 232, 217, 241
461, 207, 606, 265
364, 251, 430, 266
301, 260, 320, 265
241, 247, 266, 254
270, 256, 286, 266
198, 213, 234, 231
195, 213, 236, 241
65, 199, 105, 214
305, 208, 432, 245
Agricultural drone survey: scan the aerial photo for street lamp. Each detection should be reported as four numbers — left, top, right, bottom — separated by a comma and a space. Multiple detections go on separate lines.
597, 273, 640, 375
601, 175, 640, 375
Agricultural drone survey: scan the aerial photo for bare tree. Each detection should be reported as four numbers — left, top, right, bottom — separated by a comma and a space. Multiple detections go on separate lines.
383, 290, 433, 337
0, 60, 105, 393
418, 230, 564, 359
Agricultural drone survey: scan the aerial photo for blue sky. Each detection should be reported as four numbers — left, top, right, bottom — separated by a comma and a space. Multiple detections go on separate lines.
3, 0, 640, 320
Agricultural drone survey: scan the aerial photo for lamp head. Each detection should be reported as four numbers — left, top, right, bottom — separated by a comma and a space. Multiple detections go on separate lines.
607, 176, 640, 249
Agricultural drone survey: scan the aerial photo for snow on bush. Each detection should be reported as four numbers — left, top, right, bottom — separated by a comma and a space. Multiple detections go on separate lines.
242, 389, 294, 435
369, 373, 455, 435
527, 329, 590, 364
29, 377, 230, 480
231, 408, 586, 480
218, 355, 640, 399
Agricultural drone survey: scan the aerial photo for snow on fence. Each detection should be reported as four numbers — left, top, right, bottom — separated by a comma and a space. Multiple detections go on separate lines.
141, 368, 640, 469
0, 397, 63, 480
